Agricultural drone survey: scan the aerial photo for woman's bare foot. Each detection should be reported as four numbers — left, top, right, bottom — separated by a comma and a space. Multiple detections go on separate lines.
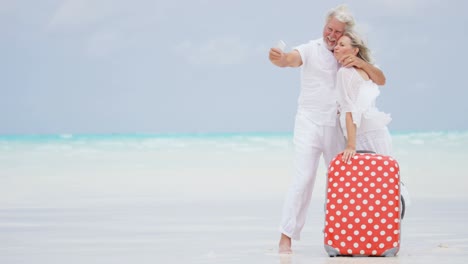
278, 233, 292, 254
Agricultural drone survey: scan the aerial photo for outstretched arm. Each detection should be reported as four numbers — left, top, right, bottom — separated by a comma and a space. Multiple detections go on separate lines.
269, 48, 303, 68
339, 54, 386, 85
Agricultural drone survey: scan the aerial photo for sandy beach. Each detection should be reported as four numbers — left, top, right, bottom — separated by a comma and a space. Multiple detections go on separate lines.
1, 133, 467, 263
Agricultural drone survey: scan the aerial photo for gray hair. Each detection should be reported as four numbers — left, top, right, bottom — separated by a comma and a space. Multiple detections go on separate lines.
344, 30, 374, 64
326, 4, 356, 31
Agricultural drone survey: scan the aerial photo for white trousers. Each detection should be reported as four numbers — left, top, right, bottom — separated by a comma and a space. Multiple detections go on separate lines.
279, 111, 345, 240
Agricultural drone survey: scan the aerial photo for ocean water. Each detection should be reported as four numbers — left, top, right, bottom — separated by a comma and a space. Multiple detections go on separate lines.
1, 131, 467, 207
1, 132, 468, 263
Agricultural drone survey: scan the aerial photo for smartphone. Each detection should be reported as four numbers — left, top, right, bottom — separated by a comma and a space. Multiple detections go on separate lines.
275, 40, 286, 51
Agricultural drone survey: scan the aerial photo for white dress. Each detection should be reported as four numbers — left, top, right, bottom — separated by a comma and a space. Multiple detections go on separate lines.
336, 66, 392, 155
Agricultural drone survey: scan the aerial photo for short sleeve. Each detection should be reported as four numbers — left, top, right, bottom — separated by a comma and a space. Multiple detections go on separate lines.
294, 43, 310, 66
336, 67, 363, 127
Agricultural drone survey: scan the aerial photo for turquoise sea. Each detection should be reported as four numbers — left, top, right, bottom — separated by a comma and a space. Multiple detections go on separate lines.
1, 131, 467, 263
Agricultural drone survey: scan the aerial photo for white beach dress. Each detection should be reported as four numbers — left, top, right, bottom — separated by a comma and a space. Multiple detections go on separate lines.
336, 67, 392, 155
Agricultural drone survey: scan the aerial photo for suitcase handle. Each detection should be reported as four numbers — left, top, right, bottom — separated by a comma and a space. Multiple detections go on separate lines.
356, 150, 376, 154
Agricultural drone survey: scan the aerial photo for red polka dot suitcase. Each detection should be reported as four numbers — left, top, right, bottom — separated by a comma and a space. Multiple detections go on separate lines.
324, 152, 402, 257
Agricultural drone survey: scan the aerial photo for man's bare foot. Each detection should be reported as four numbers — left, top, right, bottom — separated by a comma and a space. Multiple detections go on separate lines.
278, 233, 292, 254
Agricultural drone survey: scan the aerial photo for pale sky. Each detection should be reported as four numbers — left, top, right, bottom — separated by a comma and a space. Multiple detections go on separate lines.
2, 0, 467, 134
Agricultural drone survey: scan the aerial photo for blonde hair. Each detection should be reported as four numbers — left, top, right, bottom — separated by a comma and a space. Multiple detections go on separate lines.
344, 31, 373, 64
326, 5, 355, 31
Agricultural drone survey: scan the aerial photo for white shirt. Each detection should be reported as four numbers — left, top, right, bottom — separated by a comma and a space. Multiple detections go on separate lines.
336, 66, 391, 137
295, 38, 339, 126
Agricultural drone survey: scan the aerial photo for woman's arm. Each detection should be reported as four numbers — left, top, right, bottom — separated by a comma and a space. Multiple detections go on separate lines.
343, 112, 357, 163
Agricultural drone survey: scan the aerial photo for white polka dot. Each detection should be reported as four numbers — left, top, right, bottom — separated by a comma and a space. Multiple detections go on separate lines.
361, 212, 367, 217
378, 166, 383, 171
365, 156, 370, 160
357, 193, 362, 198
394, 218, 400, 223
347, 249, 353, 254
328, 240, 333, 245
347, 236, 353, 241
388, 212, 394, 218
350, 199, 355, 204
363, 199, 369, 205
381, 218, 387, 224
352, 177, 357, 182
369, 206, 374, 211
384, 161, 389, 166
374, 224, 380, 230
355, 218, 361, 223
383, 183, 388, 188
361, 224, 367, 230
387, 224, 393, 229
382, 194, 388, 199
371, 161, 377, 165
345, 183, 351, 187
341, 166, 346, 171
367, 230, 373, 236
349, 211, 354, 217
390, 167, 395, 172
387, 236, 393, 242
354, 243, 359, 248
374, 212, 380, 218
372, 250, 377, 255
330, 216, 335, 221
389, 189, 395, 194
393, 242, 398, 247
348, 224, 354, 229
371, 172, 376, 176
353, 166, 358, 171
338, 188, 344, 192
358, 171, 364, 176
342, 217, 348, 223
382, 206, 387, 212
384, 172, 389, 177
360, 250, 365, 255
333, 183, 339, 187
394, 230, 399, 235
341, 230, 346, 235
346, 171, 351, 176
376, 200, 381, 205
379, 243, 385, 249
360, 237, 366, 242
366, 243, 372, 249
378, 156, 383, 160
370, 194, 375, 199
359, 161, 364, 165
368, 218, 373, 224
370, 183, 376, 187
332, 193, 337, 198
354, 156, 359, 160
335, 160, 341, 165
389, 201, 395, 206
341, 242, 346, 247
373, 237, 379, 242
344, 193, 350, 198
331, 204, 336, 209
365, 166, 370, 171
329, 228, 334, 233
363, 188, 369, 193
334, 172, 340, 176
343, 205, 349, 210
380, 231, 386, 236
337, 211, 342, 216
358, 183, 363, 187
356, 205, 361, 211
337, 199, 342, 204
334, 235, 339, 240
377, 177, 382, 182
354, 230, 359, 235
340, 177, 345, 181
335, 223, 341, 228
389, 178, 395, 183
376, 189, 382, 193
364, 177, 370, 182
